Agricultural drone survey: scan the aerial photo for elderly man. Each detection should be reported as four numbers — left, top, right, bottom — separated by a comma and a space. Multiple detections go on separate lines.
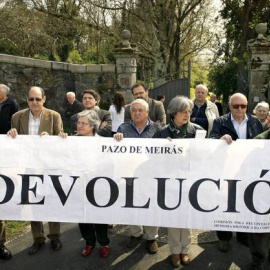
0, 84, 19, 134
124, 83, 166, 126
210, 93, 223, 116
65, 92, 83, 120
7, 86, 63, 255
210, 93, 263, 254
0, 84, 19, 260
70, 89, 112, 137
190, 84, 219, 136
114, 99, 162, 254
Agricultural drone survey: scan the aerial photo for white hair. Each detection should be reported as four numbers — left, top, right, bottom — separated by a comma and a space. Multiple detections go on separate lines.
66, 92, 76, 98
0, 84, 10, 95
195, 84, 208, 93
130, 98, 149, 112
253, 101, 269, 114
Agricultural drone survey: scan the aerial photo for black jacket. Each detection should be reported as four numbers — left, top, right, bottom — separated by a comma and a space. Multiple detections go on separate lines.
209, 113, 263, 140
0, 97, 19, 134
65, 99, 83, 119
153, 122, 203, 139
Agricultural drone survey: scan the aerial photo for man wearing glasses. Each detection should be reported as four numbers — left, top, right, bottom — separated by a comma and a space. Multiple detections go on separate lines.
209, 93, 263, 264
7, 86, 63, 255
124, 83, 166, 126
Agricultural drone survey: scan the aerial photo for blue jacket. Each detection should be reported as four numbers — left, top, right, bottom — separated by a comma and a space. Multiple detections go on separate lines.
117, 119, 162, 138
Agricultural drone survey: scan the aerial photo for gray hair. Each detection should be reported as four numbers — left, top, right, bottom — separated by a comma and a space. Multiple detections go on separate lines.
0, 84, 10, 95
195, 84, 208, 93
130, 98, 149, 112
253, 101, 269, 114
66, 92, 75, 98
167, 96, 194, 118
77, 110, 101, 134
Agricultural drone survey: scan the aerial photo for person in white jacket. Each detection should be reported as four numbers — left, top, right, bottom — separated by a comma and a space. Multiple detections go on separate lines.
190, 84, 219, 136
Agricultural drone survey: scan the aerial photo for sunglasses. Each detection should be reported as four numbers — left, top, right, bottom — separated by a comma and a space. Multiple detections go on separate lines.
232, 104, 247, 109
28, 97, 43, 102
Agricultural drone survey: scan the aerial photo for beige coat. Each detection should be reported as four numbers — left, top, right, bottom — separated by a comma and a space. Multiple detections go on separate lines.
11, 108, 63, 135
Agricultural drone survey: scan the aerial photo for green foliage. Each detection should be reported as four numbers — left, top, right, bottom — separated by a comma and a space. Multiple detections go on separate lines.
190, 63, 209, 88
57, 42, 74, 62
82, 47, 99, 64
0, 41, 19, 55
208, 61, 238, 104
68, 49, 83, 64
6, 221, 29, 238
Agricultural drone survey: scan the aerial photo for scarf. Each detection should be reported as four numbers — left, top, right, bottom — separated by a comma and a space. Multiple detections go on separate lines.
168, 118, 188, 138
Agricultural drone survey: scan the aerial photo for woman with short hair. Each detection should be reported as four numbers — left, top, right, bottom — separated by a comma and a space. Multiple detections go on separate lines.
253, 101, 270, 131
59, 110, 110, 258
153, 96, 203, 267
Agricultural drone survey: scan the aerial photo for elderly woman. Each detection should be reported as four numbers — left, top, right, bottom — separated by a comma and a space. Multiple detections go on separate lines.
60, 110, 110, 258
253, 101, 270, 131
153, 96, 203, 268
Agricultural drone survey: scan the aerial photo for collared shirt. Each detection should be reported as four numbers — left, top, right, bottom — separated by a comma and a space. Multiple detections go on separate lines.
231, 114, 248, 139
28, 111, 42, 135
131, 118, 150, 135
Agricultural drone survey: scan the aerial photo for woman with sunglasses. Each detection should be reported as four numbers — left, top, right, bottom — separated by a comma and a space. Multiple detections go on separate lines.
253, 101, 270, 131
59, 110, 110, 258
153, 96, 203, 268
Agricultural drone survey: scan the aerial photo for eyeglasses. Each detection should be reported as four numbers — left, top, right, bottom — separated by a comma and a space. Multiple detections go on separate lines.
179, 110, 193, 115
77, 121, 89, 126
232, 104, 247, 109
28, 97, 43, 102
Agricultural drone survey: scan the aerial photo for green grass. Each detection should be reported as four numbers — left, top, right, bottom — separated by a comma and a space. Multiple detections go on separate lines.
6, 221, 30, 238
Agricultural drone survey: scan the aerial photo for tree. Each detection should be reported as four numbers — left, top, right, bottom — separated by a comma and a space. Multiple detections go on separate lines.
0, 0, 219, 82
209, 0, 270, 97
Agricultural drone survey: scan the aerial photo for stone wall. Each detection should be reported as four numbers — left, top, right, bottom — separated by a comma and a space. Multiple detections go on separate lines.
0, 54, 116, 112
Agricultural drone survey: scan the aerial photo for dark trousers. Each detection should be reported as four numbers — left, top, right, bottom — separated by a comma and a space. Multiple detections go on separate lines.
249, 233, 270, 266
78, 223, 109, 247
216, 231, 248, 242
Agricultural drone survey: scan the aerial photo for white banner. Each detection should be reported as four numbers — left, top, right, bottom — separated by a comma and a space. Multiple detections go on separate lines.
0, 135, 270, 233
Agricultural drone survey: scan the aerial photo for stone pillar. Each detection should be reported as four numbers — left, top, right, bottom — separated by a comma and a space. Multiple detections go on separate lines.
247, 23, 270, 111
114, 30, 138, 103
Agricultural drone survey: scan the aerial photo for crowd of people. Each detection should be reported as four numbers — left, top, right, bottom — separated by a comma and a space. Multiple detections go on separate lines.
0, 82, 270, 269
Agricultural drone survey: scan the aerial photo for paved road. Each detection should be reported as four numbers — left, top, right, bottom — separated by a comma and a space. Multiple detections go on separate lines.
1, 223, 270, 270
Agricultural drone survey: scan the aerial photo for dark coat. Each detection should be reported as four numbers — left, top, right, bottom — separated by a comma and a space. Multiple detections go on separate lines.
209, 113, 263, 140
153, 122, 203, 139
0, 97, 19, 134
65, 99, 83, 119
215, 101, 223, 116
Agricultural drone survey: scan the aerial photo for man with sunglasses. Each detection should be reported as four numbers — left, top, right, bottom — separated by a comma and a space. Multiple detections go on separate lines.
210, 94, 263, 256
7, 86, 63, 255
